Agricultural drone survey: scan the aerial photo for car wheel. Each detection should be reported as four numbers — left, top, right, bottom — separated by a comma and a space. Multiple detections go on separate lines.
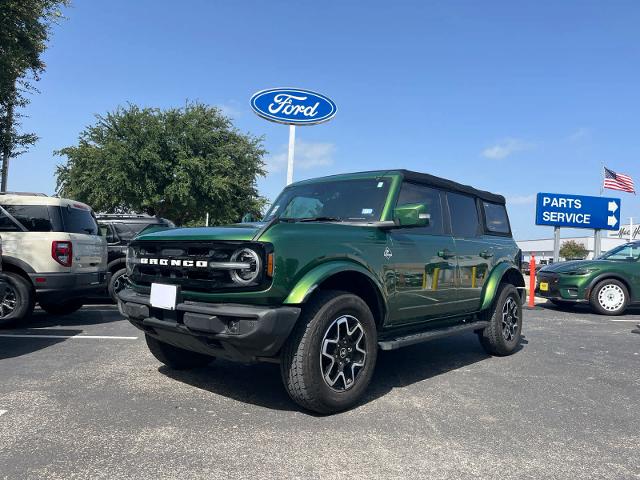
280, 290, 378, 414
0, 272, 35, 328
145, 334, 214, 369
589, 279, 628, 316
108, 267, 129, 302
39, 299, 83, 316
478, 283, 523, 356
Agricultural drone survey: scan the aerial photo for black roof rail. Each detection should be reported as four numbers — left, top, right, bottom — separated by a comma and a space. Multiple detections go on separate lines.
0, 191, 48, 197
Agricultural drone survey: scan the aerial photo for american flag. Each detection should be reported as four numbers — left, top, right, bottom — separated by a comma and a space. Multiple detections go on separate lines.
603, 167, 635, 194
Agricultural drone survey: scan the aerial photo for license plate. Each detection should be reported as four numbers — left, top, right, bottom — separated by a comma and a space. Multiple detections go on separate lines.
539, 282, 549, 292
150, 283, 177, 310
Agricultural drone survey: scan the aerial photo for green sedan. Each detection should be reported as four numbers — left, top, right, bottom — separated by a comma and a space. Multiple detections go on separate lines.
537, 242, 640, 315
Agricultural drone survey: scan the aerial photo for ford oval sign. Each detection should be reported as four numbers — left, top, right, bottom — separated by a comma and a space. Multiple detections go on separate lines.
250, 88, 337, 125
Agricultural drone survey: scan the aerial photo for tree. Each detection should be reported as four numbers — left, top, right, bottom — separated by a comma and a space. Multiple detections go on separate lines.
0, 0, 69, 191
55, 102, 267, 226
559, 240, 588, 260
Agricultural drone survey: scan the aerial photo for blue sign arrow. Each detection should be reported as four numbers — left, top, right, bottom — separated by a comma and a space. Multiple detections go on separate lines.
535, 193, 621, 230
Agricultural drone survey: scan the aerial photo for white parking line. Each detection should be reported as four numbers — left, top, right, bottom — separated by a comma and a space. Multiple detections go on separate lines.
0, 335, 138, 340
609, 319, 639, 323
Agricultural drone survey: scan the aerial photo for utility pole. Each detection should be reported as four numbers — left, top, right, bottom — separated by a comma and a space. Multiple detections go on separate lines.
0, 100, 14, 192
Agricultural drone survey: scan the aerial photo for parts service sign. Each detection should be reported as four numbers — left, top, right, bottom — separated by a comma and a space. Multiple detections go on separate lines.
250, 88, 337, 125
535, 193, 621, 230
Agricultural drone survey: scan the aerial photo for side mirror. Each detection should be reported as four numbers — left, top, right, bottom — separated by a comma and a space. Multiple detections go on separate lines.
393, 203, 430, 228
241, 213, 258, 223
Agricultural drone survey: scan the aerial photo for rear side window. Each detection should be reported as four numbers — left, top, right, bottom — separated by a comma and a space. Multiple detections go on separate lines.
447, 193, 479, 237
113, 223, 150, 241
396, 183, 444, 235
483, 201, 511, 234
60, 205, 99, 235
1, 205, 53, 232
0, 209, 21, 231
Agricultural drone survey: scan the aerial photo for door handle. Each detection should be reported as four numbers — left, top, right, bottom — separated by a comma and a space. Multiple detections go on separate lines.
479, 251, 494, 259
437, 249, 455, 259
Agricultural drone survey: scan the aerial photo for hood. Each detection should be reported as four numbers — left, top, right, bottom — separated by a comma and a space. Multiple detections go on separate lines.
134, 223, 264, 242
540, 259, 610, 273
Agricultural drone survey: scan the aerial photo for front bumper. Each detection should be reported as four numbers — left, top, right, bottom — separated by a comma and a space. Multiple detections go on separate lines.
536, 272, 588, 302
31, 271, 108, 302
117, 288, 300, 363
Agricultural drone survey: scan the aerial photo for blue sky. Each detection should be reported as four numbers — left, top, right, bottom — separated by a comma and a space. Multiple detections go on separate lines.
11, 0, 640, 239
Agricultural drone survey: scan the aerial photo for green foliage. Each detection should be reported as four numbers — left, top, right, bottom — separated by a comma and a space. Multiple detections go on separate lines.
55, 102, 267, 226
559, 240, 589, 260
0, 0, 69, 189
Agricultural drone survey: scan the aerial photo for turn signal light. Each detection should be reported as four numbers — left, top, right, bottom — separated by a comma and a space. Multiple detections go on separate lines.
266, 253, 274, 277
52, 241, 73, 267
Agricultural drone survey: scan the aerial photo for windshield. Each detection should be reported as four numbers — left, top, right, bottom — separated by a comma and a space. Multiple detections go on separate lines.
263, 178, 392, 222
599, 243, 640, 261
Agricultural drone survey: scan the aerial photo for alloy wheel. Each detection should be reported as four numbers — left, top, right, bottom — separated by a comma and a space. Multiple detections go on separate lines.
0, 284, 17, 319
597, 284, 625, 312
320, 315, 367, 391
501, 296, 519, 342
113, 273, 130, 294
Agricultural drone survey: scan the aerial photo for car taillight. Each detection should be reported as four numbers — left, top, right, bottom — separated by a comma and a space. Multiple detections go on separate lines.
52, 241, 73, 267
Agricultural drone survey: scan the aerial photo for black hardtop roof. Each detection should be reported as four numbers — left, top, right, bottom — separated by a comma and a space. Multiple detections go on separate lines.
399, 170, 505, 204
292, 169, 506, 205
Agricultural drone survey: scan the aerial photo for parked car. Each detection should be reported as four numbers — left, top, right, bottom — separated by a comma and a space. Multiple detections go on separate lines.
96, 213, 174, 301
537, 241, 640, 315
0, 192, 107, 327
118, 170, 525, 413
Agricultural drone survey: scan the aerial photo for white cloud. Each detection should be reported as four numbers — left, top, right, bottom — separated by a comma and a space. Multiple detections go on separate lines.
506, 194, 536, 205
217, 102, 243, 119
567, 127, 591, 142
266, 140, 336, 173
482, 138, 534, 160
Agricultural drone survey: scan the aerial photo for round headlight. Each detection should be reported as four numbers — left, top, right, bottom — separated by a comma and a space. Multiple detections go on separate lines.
230, 248, 262, 285
126, 247, 136, 274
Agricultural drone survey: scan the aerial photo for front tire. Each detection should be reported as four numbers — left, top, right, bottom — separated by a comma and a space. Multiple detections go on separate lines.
280, 290, 378, 414
145, 334, 214, 370
478, 283, 523, 356
39, 299, 83, 316
0, 272, 35, 328
589, 279, 628, 316
108, 268, 129, 303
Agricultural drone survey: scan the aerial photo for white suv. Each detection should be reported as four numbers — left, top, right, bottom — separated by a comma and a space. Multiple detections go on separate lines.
0, 193, 107, 326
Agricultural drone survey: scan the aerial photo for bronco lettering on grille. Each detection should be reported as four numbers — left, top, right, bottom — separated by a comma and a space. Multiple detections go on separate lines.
140, 258, 208, 268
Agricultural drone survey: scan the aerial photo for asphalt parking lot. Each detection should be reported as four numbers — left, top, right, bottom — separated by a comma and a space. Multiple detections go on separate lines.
1, 304, 639, 480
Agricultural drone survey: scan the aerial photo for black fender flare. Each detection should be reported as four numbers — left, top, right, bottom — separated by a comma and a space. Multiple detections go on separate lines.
1, 255, 36, 274
107, 258, 126, 272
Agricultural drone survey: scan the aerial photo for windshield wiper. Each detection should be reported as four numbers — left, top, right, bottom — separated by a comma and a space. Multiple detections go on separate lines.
295, 216, 343, 223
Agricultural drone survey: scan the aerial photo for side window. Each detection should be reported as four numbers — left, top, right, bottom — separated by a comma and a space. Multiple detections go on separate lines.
0, 208, 21, 232
483, 201, 511, 234
447, 192, 479, 237
113, 223, 138, 242
100, 224, 117, 243
396, 183, 444, 234
2, 205, 53, 232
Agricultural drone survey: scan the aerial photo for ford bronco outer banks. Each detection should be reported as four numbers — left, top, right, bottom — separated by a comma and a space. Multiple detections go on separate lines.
118, 170, 525, 413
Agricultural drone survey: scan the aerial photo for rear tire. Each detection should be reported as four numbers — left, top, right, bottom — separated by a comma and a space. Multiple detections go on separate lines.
589, 279, 628, 316
280, 290, 378, 414
145, 334, 214, 370
39, 299, 83, 316
478, 283, 522, 356
0, 272, 35, 328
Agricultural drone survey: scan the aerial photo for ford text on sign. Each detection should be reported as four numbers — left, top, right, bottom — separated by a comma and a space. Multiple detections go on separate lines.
250, 88, 337, 125
535, 193, 621, 230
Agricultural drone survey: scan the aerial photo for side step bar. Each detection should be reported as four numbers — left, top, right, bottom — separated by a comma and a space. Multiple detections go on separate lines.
378, 321, 489, 351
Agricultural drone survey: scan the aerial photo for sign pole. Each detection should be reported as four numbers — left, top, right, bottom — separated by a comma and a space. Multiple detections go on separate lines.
286, 124, 296, 186
594, 229, 601, 258
553, 226, 560, 263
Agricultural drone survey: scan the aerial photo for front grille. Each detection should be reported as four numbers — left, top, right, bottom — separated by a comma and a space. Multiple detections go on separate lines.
129, 240, 270, 293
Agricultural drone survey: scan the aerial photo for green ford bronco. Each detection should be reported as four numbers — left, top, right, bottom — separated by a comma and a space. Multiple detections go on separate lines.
118, 170, 525, 413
